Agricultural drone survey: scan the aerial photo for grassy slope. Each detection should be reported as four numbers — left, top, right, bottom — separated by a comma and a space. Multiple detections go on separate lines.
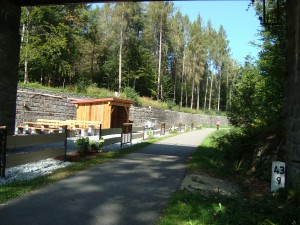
159, 130, 300, 225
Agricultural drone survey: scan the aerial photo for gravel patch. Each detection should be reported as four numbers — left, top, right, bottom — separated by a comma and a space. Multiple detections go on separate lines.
0, 159, 72, 186
0, 137, 145, 187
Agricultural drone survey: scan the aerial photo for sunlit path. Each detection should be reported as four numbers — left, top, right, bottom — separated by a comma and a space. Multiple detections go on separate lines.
0, 129, 215, 225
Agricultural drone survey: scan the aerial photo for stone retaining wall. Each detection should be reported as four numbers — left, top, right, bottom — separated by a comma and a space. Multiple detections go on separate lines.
129, 106, 228, 127
16, 87, 229, 129
15, 88, 85, 126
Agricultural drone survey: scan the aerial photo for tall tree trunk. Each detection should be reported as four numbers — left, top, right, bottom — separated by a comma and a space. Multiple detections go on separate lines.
184, 79, 189, 107
133, 78, 136, 90
184, 79, 189, 108
180, 50, 186, 108
229, 82, 232, 110
48, 76, 51, 86
24, 58, 28, 84
157, 22, 162, 100
208, 73, 213, 111
217, 70, 221, 112
40, 71, 43, 85
63, 77, 66, 89
118, 28, 123, 93
196, 82, 200, 110
204, 75, 209, 110
24, 9, 30, 84
21, 22, 25, 44
226, 69, 229, 111
90, 41, 96, 80
190, 78, 194, 109
173, 56, 177, 103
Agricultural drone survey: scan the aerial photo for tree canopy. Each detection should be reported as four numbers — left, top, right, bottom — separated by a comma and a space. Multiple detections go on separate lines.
19, 2, 237, 113
227, 0, 285, 127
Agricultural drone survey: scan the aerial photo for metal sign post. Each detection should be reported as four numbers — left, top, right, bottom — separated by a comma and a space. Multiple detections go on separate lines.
121, 123, 133, 146
160, 123, 165, 136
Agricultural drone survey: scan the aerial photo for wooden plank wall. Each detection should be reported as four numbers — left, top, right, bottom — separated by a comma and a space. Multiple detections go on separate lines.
76, 102, 132, 129
76, 103, 109, 128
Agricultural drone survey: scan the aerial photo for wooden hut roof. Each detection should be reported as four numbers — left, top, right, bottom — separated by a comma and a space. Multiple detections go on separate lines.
71, 98, 134, 105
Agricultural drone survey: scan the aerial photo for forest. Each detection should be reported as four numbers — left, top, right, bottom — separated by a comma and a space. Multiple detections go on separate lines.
19, 1, 284, 124
19, 2, 240, 113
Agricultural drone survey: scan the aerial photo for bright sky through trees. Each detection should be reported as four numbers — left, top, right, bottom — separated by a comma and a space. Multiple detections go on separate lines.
93, 1, 261, 64
173, 1, 262, 64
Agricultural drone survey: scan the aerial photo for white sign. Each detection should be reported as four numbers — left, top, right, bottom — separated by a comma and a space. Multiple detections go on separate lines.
144, 121, 152, 128
271, 161, 285, 192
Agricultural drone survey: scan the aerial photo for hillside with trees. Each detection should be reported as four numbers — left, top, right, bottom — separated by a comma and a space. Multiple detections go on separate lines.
19, 2, 236, 113
19, 0, 287, 162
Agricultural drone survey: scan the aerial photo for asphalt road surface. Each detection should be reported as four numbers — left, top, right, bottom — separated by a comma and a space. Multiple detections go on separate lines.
0, 128, 215, 225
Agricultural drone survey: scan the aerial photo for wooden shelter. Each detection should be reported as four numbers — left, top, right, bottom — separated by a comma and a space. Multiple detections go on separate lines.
71, 98, 134, 129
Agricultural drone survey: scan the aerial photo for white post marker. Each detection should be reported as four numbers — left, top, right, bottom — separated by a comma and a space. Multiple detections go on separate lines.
271, 161, 286, 192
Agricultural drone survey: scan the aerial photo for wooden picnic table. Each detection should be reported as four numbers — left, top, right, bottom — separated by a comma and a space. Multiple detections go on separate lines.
18, 119, 102, 136
17, 123, 60, 134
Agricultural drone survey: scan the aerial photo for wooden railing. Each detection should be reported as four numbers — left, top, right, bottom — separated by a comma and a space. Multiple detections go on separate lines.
2, 121, 196, 176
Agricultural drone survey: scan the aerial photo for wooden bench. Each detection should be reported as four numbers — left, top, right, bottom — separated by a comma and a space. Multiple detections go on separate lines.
65, 120, 101, 129
36, 119, 101, 136
65, 120, 101, 136
36, 119, 77, 136
36, 119, 69, 128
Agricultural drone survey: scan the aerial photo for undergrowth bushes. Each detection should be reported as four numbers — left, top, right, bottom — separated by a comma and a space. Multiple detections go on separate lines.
121, 87, 142, 106
212, 125, 284, 177
74, 137, 104, 156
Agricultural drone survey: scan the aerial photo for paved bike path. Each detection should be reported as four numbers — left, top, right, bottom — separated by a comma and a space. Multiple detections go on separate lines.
0, 129, 215, 225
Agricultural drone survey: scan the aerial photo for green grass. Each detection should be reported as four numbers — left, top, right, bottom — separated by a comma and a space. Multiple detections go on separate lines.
0, 133, 177, 203
159, 130, 300, 225
187, 130, 235, 177
18, 82, 116, 99
160, 191, 300, 225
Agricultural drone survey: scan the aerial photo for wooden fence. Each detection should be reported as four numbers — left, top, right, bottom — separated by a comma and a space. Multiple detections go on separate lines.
2, 122, 193, 174
6, 126, 67, 168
